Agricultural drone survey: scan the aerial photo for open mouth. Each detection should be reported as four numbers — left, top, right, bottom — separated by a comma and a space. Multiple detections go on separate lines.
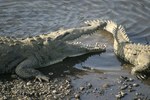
67, 41, 106, 51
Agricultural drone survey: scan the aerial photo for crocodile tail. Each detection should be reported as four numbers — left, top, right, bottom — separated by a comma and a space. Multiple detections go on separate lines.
84, 19, 130, 43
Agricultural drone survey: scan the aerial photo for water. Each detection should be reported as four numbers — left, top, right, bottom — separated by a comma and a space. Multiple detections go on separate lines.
0, 0, 150, 99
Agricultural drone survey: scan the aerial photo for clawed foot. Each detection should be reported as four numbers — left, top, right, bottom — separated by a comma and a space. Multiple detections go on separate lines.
131, 67, 148, 80
131, 70, 147, 80
35, 74, 50, 82
134, 73, 147, 80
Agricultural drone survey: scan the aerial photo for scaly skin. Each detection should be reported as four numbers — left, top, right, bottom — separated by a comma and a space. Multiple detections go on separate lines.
85, 19, 150, 80
0, 22, 106, 82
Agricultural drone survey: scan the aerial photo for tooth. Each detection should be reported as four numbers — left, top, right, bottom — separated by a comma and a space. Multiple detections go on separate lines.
104, 44, 106, 47
95, 42, 98, 47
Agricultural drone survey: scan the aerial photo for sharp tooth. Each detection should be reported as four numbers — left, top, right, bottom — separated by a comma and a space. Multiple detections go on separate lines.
95, 42, 98, 47
104, 44, 106, 47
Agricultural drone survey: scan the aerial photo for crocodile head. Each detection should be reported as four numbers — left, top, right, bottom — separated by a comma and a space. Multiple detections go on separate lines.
52, 23, 107, 57
39, 22, 106, 60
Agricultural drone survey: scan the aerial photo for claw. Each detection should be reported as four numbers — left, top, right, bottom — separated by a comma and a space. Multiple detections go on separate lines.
36, 74, 50, 82
141, 74, 147, 79
143, 74, 147, 78
136, 75, 141, 80
135, 74, 147, 80
140, 75, 145, 79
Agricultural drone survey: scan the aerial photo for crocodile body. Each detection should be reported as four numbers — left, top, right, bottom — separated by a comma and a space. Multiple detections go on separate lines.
0, 22, 106, 81
85, 19, 150, 79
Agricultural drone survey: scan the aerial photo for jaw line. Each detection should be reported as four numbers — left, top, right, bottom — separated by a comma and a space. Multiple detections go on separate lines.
66, 41, 106, 51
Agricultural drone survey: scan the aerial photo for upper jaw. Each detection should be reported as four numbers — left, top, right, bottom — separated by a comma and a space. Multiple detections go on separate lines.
67, 41, 106, 51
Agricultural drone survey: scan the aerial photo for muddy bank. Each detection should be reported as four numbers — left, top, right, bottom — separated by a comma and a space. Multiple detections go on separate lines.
0, 74, 150, 100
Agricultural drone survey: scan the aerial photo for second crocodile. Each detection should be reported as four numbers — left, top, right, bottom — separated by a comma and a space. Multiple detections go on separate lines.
85, 19, 150, 79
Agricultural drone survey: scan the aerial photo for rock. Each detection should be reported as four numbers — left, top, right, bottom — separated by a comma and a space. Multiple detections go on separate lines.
52, 90, 57, 94
11, 74, 18, 79
98, 89, 104, 95
26, 82, 33, 86
129, 89, 135, 92
115, 91, 127, 98
133, 83, 139, 87
120, 85, 128, 90
54, 95, 57, 99
118, 80, 122, 84
66, 79, 71, 83
103, 84, 110, 88
86, 91, 89, 94
3, 96, 7, 100
120, 91, 127, 97
115, 94, 122, 98
80, 86, 84, 91
129, 78, 133, 82
66, 84, 71, 89
128, 85, 132, 89
120, 76, 128, 80
87, 83, 92, 88
75, 94, 80, 98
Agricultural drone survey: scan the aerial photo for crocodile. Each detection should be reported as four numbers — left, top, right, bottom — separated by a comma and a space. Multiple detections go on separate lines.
0, 22, 106, 82
85, 19, 150, 80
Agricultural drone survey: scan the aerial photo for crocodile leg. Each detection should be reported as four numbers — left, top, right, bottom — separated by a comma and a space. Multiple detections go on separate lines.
131, 54, 150, 80
15, 57, 49, 82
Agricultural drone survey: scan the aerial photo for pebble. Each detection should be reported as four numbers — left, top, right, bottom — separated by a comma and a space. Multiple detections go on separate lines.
98, 89, 105, 95
120, 76, 127, 80
3, 96, 7, 100
133, 83, 139, 87
11, 74, 18, 79
120, 91, 127, 97
26, 82, 33, 86
52, 90, 57, 94
115, 94, 122, 98
115, 91, 127, 98
103, 84, 110, 88
80, 86, 84, 91
95, 88, 97, 90
118, 80, 122, 84
129, 89, 135, 92
54, 95, 57, 99
75, 94, 80, 98
120, 85, 128, 90
87, 83, 92, 88
129, 78, 133, 82
128, 85, 132, 89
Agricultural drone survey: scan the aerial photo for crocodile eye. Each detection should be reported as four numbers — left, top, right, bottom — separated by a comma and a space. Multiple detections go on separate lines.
56, 32, 70, 40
